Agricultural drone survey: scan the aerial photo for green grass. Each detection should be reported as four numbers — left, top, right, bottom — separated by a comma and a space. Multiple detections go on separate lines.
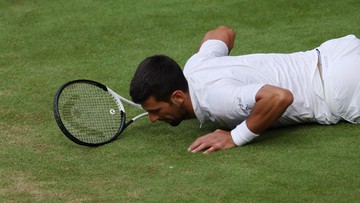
1, 0, 360, 202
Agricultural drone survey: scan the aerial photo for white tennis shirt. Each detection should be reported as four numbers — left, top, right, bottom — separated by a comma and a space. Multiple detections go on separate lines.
183, 40, 340, 130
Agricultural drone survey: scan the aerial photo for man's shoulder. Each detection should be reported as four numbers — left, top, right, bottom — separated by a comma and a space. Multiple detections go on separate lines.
183, 52, 206, 76
184, 40, 229, 75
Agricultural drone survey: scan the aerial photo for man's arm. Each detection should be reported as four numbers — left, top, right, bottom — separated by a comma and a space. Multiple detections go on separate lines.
197, 26, 236, 53
188, 85, 293, 154
246, 85, 293, 133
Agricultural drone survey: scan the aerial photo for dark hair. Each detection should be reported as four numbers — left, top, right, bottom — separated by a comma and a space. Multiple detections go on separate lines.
130, 55, 188, 103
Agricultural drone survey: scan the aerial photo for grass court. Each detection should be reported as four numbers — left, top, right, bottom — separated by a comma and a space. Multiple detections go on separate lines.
1, 0, 359, 202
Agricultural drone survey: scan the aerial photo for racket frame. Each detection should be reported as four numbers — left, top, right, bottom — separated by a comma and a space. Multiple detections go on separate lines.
53, 79, 147, 147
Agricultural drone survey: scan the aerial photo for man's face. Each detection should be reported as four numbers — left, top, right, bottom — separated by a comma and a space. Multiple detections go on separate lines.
141, 96, 185, 126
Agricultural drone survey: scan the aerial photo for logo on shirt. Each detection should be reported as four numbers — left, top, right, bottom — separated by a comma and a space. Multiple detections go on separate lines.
237, 97, 252, 116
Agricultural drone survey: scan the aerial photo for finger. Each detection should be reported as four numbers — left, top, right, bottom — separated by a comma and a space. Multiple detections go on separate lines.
203, 146, 216, 154
187, 140, 200, 152
190, 143, 208, 153
188, 137, 205, 152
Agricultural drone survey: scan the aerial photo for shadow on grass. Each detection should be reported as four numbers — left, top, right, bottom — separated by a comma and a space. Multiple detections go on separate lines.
251, 121, 358, 147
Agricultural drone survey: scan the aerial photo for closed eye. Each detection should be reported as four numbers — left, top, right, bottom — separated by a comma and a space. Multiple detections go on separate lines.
147, 109, 160, 114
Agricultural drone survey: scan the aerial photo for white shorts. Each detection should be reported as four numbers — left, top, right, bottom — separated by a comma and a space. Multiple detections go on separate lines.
317, 35, 360, 123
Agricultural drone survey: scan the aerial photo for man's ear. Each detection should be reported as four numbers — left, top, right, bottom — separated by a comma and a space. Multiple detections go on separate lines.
170, 90, 185, 104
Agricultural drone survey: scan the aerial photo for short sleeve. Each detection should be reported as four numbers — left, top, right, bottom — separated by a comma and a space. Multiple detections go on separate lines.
184, 40, 229, 75
202, 82, 265, 128
233, 84, 265, 116
198, 40, 229, 57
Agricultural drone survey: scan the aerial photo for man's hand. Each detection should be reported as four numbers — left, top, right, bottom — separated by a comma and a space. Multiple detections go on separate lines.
188, 129, 237, 154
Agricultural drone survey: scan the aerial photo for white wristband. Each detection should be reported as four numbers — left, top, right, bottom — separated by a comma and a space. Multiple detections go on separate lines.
230, 121, 259, 146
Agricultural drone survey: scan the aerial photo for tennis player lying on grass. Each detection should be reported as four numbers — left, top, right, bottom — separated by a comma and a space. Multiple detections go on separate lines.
130, 26, 360, 154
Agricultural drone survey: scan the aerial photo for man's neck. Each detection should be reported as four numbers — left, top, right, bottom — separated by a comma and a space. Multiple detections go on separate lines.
183, 92, 196, 119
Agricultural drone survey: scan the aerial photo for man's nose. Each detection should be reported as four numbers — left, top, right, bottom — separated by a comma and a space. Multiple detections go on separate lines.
148, 113, 160, 123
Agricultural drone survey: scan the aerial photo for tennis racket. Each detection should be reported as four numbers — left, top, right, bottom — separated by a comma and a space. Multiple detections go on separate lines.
53, 79, 148, 146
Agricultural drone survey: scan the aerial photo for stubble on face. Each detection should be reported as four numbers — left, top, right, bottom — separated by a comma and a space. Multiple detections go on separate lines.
166, 102, 187, 127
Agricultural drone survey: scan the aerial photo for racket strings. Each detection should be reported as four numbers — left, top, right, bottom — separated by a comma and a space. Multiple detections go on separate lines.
58, 83, 123, 143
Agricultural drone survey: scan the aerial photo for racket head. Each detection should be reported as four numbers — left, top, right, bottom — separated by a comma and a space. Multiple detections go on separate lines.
53, 79, 126, 146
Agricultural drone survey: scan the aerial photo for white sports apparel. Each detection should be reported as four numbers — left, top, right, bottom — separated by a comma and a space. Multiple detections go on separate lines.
184, 39, 342, 130
317, 35, 360, 123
